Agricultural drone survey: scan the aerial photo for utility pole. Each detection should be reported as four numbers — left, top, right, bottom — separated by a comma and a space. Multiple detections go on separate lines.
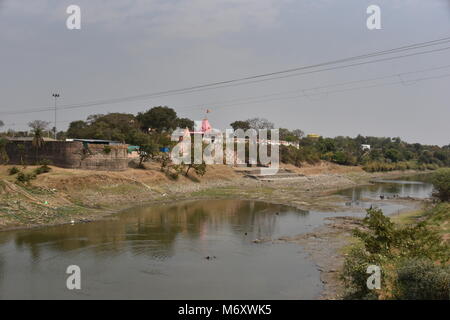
52, 93, 60, 140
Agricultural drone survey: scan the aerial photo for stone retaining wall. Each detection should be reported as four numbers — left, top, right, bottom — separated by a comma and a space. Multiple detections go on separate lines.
5, 141, 129, 171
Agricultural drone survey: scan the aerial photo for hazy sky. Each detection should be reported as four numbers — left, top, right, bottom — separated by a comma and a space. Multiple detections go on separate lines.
1, 0, 449, 145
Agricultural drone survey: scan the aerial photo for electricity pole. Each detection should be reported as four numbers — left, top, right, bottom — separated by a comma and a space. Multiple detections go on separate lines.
52, 93, 60, 140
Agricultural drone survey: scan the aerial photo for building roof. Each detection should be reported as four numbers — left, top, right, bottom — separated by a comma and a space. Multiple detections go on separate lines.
6, 137, 57, 142
65, 138, 123, 145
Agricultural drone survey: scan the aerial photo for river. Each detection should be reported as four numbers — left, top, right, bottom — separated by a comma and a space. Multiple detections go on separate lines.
0, 178, 434, 299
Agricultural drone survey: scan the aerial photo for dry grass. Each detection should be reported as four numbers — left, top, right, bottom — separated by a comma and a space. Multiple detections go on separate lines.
0, 162, 428, 230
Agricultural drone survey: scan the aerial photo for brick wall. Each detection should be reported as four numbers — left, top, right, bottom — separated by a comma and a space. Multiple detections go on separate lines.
5, 141, 129, 171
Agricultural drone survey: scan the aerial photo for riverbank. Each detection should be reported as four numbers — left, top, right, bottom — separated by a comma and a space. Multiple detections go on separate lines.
0, 162, 436, 299
0, 162, 426, 231
275, 199, 429, 299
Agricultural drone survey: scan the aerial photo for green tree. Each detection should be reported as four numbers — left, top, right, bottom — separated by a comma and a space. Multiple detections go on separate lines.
385, 148, 402, 163
67, 120, 88, 138
138, 142, 160, 168
176, 118, 195, 130
67, 113, 148, 145
342, 207, 449, 299
230, 120, 250, 131
137, 106, 178, 132
353, 208, 396, 255
279, 128, 300, 142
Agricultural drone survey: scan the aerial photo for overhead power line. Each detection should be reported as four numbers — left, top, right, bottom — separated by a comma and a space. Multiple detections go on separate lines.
5, 64, 450, 128
1, 35, 450, 116
178, 71, 450, 113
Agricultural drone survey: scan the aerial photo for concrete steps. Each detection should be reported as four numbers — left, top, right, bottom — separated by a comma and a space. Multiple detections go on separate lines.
236, 168, 305, 181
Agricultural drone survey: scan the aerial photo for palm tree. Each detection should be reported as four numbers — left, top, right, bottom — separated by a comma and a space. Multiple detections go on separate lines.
32, 128, 45, 162
28, 120, 49, 164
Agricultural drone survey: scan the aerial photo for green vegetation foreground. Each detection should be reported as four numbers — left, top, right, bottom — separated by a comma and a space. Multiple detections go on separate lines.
342, 169, 450, 300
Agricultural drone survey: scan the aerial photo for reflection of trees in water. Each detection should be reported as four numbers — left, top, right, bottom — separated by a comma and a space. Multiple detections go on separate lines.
342, 181, 433, 201
7, 200, 305, 261
12, 221, 129, 261
121, 200, 285, 242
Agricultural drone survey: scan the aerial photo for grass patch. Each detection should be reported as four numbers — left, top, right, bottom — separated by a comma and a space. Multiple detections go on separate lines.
392, 209, 425, 225
190, 187, 241, 198
191, 186, 275, 198
54, 206, 85, 218
423, 202, 450, 235
393, 203, 450, 237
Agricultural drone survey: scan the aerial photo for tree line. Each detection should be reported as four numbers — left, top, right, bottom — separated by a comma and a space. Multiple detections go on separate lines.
1, 110, 449, 172
281, 134, 450, 171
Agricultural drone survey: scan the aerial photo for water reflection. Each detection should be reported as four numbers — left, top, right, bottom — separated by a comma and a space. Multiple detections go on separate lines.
3, 201, 307, 262
337, 179, 433, 201
0, 200, 320, 299
0, 178, 431, 299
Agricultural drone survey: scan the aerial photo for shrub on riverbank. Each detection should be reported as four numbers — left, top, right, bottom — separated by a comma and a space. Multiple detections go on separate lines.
34, 164, 52, 175
8, 166, 20, 175
394, 259, 450, 300
431, 168, 450, 202
362, 161, 439, 172
280, 145, 320, 166
342, 207, 449, 300
16, 172, 36, 184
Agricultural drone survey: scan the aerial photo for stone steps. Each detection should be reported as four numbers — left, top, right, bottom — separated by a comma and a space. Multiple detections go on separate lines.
236, 168, 305, 181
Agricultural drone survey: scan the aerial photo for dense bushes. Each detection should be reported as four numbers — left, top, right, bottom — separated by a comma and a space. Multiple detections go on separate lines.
362, 161, 439, 172
342, 207, 449, 300
13, 162, 52, 185
34, 164, 52, 175
280, 145, 320, 166
8, 166, 20, 175
431, 168, 450, 201
16, 172, 36, 184
394, 259, 450, 300
281, 134, 450, 170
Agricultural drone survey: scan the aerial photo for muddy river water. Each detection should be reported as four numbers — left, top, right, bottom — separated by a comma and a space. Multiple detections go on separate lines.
0, 178, 434, 299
